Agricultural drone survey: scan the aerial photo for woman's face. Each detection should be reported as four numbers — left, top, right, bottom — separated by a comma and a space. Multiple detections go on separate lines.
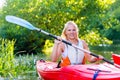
65, 24, 78, 40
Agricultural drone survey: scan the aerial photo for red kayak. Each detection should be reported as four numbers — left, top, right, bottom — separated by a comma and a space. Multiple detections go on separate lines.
36, 54, 120, 80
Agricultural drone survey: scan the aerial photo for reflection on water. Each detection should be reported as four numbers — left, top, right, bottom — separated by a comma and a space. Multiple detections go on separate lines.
90, 45, 120, 53
90, 45, 120, 60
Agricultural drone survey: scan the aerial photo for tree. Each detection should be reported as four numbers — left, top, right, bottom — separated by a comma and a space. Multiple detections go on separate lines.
0, 0, 115, 53
103, 0, 120, 43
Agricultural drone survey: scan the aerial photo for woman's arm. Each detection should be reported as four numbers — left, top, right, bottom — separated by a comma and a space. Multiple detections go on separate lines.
82, 40, 92, 62
51, 39, 64, 62
82, 40, 103, 63
51, 40, 60, 62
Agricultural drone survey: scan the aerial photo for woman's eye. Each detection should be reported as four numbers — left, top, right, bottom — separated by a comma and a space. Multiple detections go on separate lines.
73, 29, 76, 31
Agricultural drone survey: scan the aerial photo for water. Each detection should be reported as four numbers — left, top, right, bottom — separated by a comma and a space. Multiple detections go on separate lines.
90, 45, 120, 59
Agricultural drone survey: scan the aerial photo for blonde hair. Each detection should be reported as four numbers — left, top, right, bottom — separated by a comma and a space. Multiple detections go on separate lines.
61, 21, 79, 39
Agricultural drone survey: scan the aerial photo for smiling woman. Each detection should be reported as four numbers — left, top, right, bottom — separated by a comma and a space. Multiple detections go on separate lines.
0, 0, 6, 9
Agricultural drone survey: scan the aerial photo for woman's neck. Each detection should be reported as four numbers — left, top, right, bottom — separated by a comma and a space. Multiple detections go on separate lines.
67, 39, 78, 45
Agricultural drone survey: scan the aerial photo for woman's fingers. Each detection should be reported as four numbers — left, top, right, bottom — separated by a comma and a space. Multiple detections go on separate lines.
54, 36, 62, 44
57, 36, 62, 41
98, 55, 104, 60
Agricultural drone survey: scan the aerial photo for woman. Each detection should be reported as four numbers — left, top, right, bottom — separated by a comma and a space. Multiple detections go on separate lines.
51, 21, 102, 67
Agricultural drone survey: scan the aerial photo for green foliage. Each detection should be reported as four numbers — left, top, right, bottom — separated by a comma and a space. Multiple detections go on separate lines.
0, 0, 47, 54
102, 0, 120, 40
42, 39, 54, 55
0, 38, 16, 77
81, 30, 112, 46
0, 0, 117, 53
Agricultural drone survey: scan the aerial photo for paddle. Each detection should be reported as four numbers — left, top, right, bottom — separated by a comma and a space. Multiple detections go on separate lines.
5, 15, 117, 66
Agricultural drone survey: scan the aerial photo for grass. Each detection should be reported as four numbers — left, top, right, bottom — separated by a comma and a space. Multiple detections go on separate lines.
13, 53, 47, 80
0, 38, 49, 79
0, 39, 15, 78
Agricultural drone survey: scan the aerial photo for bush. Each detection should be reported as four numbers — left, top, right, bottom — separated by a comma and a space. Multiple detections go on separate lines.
0, 25, 47, 54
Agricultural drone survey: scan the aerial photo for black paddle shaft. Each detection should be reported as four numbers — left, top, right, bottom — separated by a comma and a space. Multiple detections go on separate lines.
38, 29, 72, 46
49, 34, 72, 46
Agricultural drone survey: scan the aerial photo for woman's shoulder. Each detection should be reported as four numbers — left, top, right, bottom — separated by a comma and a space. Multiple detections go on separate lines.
78, 39, 87, 46
78, 39, 86, 43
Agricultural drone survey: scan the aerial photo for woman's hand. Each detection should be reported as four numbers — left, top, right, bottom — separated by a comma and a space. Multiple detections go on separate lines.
97, 55, 104, 60
90, 55, 104, 63
54, 36, 62, 44
95, 55, 104, 60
